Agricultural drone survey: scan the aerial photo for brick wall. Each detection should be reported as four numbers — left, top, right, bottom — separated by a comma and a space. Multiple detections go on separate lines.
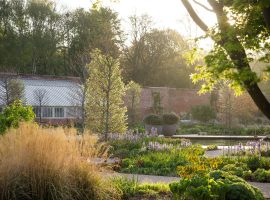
133, 87, 211, 118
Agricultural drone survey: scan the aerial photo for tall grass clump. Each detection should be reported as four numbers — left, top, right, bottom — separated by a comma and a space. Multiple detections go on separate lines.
0, 123, 120, 200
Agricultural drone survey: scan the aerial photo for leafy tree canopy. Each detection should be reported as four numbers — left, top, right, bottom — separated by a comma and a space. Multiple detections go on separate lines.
182, 0, 270, 119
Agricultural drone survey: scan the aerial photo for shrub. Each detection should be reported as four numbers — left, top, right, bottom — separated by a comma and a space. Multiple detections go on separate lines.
143, 114, 163, 125
253, 168, 270, 182
247, 156, 262, 172
206, 145, 218, 151
162, 113, 180, 125
111, 177, 172, 199
0, 123, 120, 200
243, 170, 253, 180
0, 100, 35, 134
111, 177, 137, 199
222, 163, 249, 177
170, 170, 264, 200
191, 105, 216, 123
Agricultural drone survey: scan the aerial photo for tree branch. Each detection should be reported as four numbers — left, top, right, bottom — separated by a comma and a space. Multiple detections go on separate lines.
181, 0, 209, 32
192, 0, 214, 12
182, 0, 270, 119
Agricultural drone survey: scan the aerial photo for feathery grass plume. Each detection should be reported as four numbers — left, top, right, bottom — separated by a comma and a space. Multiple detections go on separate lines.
0, 123, 120, 200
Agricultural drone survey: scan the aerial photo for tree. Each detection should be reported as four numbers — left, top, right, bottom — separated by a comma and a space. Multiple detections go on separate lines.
218, 85, 261, 126
86, 49, 127, 138
191, 104, 216, 123
218, 85, 234, 127
0, 76, 24, 106
181, 0, 270, 119
0, 100, 35, 134
0, 1, 122, 77
122, 14, 194, 88
33, 88, 48, 123
68, 84, 87, 132
68, 7, 123, 79
125, 81, 141, 126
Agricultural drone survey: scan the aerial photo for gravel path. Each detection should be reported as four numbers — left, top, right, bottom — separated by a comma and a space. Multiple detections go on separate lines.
108, 173, 270, 199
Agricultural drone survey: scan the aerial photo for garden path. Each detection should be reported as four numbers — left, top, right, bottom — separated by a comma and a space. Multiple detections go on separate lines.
107, 172, 270, 199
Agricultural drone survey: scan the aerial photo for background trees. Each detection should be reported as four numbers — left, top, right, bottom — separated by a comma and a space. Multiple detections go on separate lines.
0, 76, 24, 106
122, 15, 196, 88
0, 0, 122, 78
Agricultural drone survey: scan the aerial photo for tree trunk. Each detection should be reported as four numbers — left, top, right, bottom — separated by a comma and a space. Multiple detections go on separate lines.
263, 7, 270, 30
181, 0, 270, 120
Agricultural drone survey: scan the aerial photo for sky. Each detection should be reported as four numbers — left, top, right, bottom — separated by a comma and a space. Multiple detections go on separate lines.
58, 0, 217, 49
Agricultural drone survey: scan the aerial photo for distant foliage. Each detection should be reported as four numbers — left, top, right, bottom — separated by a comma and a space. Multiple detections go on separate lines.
0, 0, 122, 76
0, 100, 35, 134
191, 105, 216, 123
126, 81, 141, 126
0, 78, 25, 106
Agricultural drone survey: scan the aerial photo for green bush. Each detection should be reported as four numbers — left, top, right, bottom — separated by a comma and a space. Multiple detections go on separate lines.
109, 140, 143, 159
111, 177, 172, 199
162, 113, 179, 125
143, 114, 163, 125
242, 170, 253, 180
170, 170, 264, 200
130, 123, 145, 133
222, 163, 249, 177
246, 156, 262, 172
253, 168, 270, 182
111, 177, 137, 199
119, 145, 204, 176
191, 105, 216, 123
0, 100, 35, 134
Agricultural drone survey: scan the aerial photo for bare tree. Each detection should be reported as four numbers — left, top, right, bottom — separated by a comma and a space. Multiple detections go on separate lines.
69, 84, 87, 133
33, 89, 48, 123
0, 76, 24, 106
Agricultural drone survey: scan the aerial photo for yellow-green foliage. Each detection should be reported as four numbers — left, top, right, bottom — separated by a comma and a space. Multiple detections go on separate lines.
177, 156, 223, 179
0, 123, 120, 200
86, 49, 127, 134
0, 100, 35, 134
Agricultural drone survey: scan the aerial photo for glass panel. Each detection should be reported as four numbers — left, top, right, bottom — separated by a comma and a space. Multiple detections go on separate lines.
42, 107, 53, 118
66, 107, 81, 118
33, 107, 41, 117
55, 107, 64, 118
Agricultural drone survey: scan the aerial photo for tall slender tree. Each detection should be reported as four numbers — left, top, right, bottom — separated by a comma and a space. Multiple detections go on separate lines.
86, 49, 127, 138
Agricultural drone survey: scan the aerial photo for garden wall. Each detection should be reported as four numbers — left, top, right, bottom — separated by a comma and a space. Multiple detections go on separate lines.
138, 87, 210, 118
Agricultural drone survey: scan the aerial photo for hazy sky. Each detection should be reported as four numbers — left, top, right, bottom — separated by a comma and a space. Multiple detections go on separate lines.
58, 0, 216, 49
